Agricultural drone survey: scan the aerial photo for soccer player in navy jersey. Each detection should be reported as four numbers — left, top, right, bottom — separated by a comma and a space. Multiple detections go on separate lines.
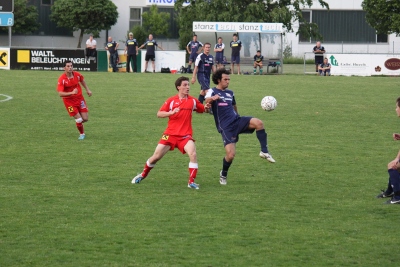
230, 33, 242, 75
132, 77, 208, 190
186, 34, 203, 73
376, 97, 400, 204
253, 50, 264, 75
191, 43, 216, 104
205, 69, 275, 185
214, 37, 225, 69
313, 41, 325, 73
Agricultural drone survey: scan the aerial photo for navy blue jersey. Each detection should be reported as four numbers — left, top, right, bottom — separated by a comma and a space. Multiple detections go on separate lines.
230, 40, 242, 56
187, 41, 203, 55
143, 40, 158, 55
195, 53, 214, 75
254, 55, 263, 62
214, 43, 225, 57
125, 38, 138, 55
319, 62, 331, 68
205, 87, 238, 132
313, 45, 325, 60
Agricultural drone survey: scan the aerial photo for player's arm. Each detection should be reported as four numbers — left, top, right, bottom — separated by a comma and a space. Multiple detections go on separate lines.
186, 42, 191, 54
233, 105, 238, 113
393, 133, 400, 140
198, 44, 203, 53
205, 91, 219, 104
388, 150, 400, 169
191, 66, 198, 84
80, 80, 92, 97
214, 45, 219, 52
58, 89, 78, 97
157, 109, 179, 118
194, 99, 206, 113
157, 44, 164, 51
124, 42, 128, 54
115, 42, 119, 49
212, 65, 217, 73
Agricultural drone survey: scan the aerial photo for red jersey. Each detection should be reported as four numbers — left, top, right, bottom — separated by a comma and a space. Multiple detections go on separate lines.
57, 71, 85, 101
160, 95, 205, 136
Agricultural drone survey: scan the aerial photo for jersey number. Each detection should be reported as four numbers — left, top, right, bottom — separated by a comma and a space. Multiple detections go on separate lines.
162, 134, 169, 140
68, 106, 74, 113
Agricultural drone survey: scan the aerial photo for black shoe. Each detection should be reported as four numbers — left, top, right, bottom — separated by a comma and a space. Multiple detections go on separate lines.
384, 197, 400, 204
376, 190, 394, 198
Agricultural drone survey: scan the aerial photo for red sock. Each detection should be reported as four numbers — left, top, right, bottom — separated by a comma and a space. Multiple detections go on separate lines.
188, 162, 198, 184
76, 122, 84, 134
141, 160, 155, 178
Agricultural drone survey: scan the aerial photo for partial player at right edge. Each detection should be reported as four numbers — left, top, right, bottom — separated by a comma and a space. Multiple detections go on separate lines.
205, 68, 275, 185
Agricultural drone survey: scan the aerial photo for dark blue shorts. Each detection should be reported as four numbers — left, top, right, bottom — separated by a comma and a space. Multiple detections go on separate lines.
219, 116, 254, 146
231, 56, 240, 64
189, 53, 198, 63
215, 55, 224, 64
197, 73, 210, 90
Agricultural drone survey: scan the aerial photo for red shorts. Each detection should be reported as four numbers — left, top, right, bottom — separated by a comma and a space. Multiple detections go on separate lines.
158, 134, 194, 154
63, 97, 88, 117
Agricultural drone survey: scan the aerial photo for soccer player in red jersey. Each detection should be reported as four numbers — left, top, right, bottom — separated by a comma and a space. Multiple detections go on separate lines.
57, 60, 92, 140
132, 76, 208, 189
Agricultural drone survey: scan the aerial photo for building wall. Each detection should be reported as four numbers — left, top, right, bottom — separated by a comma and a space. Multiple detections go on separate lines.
1, 0, 399, 57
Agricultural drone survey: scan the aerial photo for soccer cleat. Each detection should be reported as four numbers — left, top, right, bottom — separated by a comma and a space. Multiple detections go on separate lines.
376, 190, 394, 198
384, 197, 400, 204
188, 183, 199, 190
78, 134, 85, 140
259, 151, 275, 163
132, 174, 143, 184
219, 171, 227, 185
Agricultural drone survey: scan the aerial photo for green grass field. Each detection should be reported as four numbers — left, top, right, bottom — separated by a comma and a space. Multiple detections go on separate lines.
1, 70, 400, 266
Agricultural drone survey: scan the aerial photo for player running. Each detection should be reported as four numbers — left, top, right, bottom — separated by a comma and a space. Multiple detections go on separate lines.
205, 69, 275, 185
191, 42, 216, 104
57, 60, 92, 140
132, 77, 209, 189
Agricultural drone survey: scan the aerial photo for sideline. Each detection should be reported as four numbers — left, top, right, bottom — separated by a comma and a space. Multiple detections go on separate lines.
0, 94, 13, 102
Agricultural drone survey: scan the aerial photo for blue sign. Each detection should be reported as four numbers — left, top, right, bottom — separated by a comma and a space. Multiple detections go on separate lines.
0, 12, 14, 26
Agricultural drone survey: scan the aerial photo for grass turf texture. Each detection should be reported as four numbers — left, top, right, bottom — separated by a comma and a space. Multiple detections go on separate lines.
1, 70, 400, 266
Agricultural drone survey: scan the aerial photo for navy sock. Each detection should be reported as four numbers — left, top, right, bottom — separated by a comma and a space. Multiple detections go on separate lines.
198, 95, 205, 104
388, 169, 400, 198
386, 179, 393, 194
256, 129, 268, 153
222, 157, 232, 177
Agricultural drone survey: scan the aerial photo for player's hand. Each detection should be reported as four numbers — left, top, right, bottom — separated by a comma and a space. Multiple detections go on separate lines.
87, 89, 92, 97
393, 133, 400, 140
72, 88, 78, 95
389, 158, 399, 169
211, 95, 220, 101
191, 77, 196, 84
171, 108, 180, 115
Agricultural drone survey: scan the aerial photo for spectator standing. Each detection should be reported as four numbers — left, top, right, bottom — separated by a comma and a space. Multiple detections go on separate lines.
85, 34, 97, 62
214, 37, 225, 69
124, 32, 139, 73
313, 41, 325, 73
105, 36, 119, 72
138, 34, 164, 73
230, 33, 242, 75
186, 34, 203, 73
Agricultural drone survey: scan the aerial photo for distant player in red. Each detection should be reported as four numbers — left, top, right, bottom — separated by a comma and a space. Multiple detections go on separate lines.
57, 60, 92, 140
132, 76, 209, 189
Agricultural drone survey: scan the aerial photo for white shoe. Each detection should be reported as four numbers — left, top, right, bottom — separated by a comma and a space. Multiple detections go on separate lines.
132, 174, 143, 184
219, 171, 227, 185
259, 152, 275, 163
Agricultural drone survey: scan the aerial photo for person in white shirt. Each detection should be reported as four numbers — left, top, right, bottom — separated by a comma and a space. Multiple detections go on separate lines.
85, 34, 97, 61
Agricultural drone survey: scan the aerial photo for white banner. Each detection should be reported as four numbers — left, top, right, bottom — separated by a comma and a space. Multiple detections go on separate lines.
193, 22, 284, 33
328, 54, 400, 76
146, 0, 190, 6
140, 50, 186, 73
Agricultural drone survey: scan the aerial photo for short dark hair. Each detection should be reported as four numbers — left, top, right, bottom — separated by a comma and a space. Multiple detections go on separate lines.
233, 33, 238, 37
218, 37, 222, 40
257, 50, 261, 53
175, 76, 189, 91
396, 97, 400, 107
64, 60, 72, 67
193, 34, 197, 37
204, 42, 211, 47
212, 68, 231, 85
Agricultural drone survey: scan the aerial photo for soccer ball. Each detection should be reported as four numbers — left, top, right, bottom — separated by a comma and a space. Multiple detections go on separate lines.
261, 96, 277, 111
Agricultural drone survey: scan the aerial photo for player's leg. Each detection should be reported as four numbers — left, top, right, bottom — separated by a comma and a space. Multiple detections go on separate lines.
132, 54, 137, 73
197, 74, 209, 103
220, 143, 236, 185
248, 118, 275, 163
183, 140, 199, 189
253, 62, 257, 74
259, 62, 263, 74
187, 59, 193, 73
152, 57, 156, 73
132, 144, 171, 184
231, 57, 235, 74
237, 59, 241, 75
126, 55, 131, 73
73, 113, 85, 140
384, 161, 400, 203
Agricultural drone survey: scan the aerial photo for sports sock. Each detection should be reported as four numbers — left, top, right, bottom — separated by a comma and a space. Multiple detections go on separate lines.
141, 159, 155, 178
256, 129, 268, 153
188, 162, 198, 184
386, 179, 393, 194
198, 94, 205, 103
260, 68, 263, 74
388, 169, 400, 196
76, 122, 84, 134
253, 68, 256, 73
221, 157, 232, 177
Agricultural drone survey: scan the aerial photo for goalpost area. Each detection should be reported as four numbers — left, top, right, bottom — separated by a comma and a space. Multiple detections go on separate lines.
193, 22, 284, 74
